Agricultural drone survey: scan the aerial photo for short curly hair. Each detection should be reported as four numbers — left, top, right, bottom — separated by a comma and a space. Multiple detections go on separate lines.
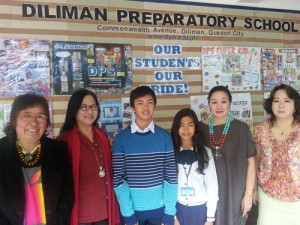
264, 84, 300, 125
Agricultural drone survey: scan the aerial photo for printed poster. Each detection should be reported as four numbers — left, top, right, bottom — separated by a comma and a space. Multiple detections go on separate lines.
191, 93, 253, 131
134, 44, 197, 95
52, 41, 132, 95
263, 48, 300, 91
202, 46, 261, 92
0, 38, 50, 96
99, 99, 123, 140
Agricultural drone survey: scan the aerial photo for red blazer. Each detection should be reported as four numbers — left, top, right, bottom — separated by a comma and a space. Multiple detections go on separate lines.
57, 126, 120, 225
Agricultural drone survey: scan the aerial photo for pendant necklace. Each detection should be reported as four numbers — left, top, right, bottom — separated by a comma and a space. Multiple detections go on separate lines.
82, 133, 105, 178
209, 115, 231, 160
275, 121, 293, 136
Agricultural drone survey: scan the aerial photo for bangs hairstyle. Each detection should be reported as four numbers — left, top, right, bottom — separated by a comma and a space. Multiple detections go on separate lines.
60, 89, 100, 134
171, 108, 209, 174
4, 93, 50, 137
207, 85, 232, 103
130, 86, 157, 107
264, 84, 300, 125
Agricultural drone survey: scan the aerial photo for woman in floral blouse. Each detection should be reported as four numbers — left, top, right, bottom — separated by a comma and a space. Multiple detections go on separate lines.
253, 84, 300, 225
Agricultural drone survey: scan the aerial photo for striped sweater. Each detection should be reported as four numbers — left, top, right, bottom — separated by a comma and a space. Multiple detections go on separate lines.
112, 125, 178, 225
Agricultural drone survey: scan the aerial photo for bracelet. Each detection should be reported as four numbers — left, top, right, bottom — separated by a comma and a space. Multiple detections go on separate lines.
244, 191, 253, 197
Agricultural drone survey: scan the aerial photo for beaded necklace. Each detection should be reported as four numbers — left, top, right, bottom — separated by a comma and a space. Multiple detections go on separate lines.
209, 115, 231, 159
16, 141, 41, 167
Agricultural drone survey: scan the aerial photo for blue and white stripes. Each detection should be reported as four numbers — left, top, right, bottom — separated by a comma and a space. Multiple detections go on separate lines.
112, 125, 178, 224
114, 152, 175, 188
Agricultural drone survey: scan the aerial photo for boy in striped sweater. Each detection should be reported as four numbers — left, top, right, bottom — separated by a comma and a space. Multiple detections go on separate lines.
112, 86, 178, 225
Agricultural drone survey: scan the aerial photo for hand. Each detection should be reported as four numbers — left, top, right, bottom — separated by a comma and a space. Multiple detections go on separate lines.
252, 190, 258, 205
241, 195, 253, 217
204, 221, 213, 225
174, 219, 180, 225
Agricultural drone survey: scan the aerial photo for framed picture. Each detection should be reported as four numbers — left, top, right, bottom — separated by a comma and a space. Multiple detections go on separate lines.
104, 107, 119, 118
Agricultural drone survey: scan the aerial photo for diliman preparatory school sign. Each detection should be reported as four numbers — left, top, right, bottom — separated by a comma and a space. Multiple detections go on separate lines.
22, 3, 299, 33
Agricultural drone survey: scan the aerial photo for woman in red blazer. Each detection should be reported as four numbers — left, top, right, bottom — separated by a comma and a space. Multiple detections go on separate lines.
57, 89, 120, 225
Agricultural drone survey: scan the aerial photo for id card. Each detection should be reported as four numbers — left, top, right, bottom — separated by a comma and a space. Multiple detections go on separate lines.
181, 187, 195, 197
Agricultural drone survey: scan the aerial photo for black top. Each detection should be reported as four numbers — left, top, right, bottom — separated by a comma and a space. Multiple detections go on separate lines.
0, 135, 74, 225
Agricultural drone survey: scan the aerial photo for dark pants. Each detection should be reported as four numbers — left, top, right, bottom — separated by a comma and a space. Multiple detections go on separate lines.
176, 203, 206, 225
79, 219, 108, 225
138, 218, 162, 225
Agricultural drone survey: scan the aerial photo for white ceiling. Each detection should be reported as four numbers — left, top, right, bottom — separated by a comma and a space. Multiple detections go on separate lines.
176, 0, 300, 13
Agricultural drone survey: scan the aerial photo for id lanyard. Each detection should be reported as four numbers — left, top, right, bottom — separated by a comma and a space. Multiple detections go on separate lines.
183, 164, 192, 186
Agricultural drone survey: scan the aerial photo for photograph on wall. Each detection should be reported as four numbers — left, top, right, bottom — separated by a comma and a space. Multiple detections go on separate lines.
52, 41, 132, 95
0, 38, 50, 96
0, 100, 53, 138
121, 97, 134, 129
191, 92, 253, 131
202, 46, 261, 92
0, 100, 12, 138
99, 99, 123, 140
263, 48, 300, 91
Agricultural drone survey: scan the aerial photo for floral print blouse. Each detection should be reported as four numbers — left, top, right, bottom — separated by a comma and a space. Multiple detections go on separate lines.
253, 122, 300, 202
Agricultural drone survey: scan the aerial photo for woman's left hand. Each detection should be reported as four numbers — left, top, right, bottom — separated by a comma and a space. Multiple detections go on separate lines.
174, 218, 180, 225
241, 194, 252, 217
252, 190, 258, 205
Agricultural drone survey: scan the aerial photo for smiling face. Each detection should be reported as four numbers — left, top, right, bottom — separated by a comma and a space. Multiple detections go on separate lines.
272, 89, 295, 120
209, 91, 231, 121
179, 116, 195, 146
15, 105, 48, 148
132, 94, 155, 129
76, 95, 99, 128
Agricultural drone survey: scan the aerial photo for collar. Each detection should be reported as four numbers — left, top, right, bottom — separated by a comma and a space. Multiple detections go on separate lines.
131, 120, 155, 133
180, 146, 194, 151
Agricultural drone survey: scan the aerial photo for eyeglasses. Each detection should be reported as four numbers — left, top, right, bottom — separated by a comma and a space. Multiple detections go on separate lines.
79, 104, 98, 111
21, 113, 47, 122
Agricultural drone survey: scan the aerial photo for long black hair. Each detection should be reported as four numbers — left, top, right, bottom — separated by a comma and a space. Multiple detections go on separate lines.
171, 108, 209, 174
59, 89, 100, 134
